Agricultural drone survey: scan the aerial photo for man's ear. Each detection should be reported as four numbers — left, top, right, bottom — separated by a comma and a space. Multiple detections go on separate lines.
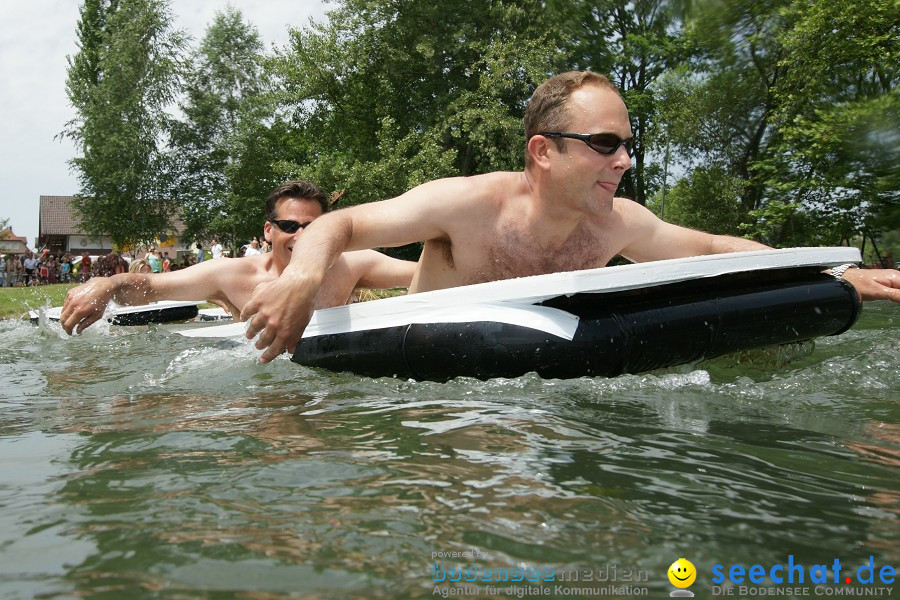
263, 221, 273, 243
527, 134, 553, 169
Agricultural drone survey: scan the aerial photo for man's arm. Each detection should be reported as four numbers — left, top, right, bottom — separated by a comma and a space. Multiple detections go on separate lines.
60, 258, 242, 335
348, 250, 417, 290
617, 200, 768, 263
616, 200, 900, 303
241, 177, 475, 363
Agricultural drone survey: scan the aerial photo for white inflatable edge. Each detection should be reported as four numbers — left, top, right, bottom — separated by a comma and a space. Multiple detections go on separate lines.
176, 247, 860, 341
30, 299, 204, 322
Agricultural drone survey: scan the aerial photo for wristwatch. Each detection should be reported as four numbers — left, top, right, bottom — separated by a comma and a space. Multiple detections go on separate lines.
828, 263, 859, 280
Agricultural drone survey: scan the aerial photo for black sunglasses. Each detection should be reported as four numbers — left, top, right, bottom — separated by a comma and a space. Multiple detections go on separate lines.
539, 132, 634, 157
268, 219, 312, 234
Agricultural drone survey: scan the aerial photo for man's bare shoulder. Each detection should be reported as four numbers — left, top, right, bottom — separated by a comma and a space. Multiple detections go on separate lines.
609, 196, 659, 230
418, 171, 525, 204
465, 171, 526, 197
612, 195, 647, 214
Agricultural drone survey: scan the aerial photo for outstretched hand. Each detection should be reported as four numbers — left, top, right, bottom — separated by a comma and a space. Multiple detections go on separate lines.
240, 271, 319, 364
842, 268, 900, 303
60, 278, 115, 335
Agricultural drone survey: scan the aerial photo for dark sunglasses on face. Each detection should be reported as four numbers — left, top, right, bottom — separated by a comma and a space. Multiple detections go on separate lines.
538, 132, 634, 157
268, 219, 312, 234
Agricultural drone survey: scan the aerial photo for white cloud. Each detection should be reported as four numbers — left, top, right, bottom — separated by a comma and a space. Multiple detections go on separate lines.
0, 0, 329, 247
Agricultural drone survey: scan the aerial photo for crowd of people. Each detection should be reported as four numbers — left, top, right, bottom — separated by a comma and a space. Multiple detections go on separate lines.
0, 251, 86, 287
0, 247, 209, 287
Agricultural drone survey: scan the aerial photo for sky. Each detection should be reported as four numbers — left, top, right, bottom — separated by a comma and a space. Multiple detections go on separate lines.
0, 0, 330, 248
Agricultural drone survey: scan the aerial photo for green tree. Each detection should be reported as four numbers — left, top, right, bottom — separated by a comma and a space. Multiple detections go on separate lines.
650, 165, 747, 235
273, 0, 559, 205
654, 0, 793, 219
655, 0, 897, 248
62, 0, 186, 250
171, 7, 276, 248
762, 0, 899, 248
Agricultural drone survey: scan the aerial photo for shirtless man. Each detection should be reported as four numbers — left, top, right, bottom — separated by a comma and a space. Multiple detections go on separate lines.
242, 71, 900, 363
60, 180, 416, 335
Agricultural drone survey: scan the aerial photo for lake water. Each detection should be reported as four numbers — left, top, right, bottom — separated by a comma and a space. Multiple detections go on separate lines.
1, 303, 897, 599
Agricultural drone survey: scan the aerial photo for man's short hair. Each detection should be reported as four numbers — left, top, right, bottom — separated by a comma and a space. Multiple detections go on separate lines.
266, 180, 329, 220
523, 71, 620, 166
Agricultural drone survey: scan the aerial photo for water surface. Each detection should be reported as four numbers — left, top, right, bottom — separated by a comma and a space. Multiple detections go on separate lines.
0, 303, 897, 598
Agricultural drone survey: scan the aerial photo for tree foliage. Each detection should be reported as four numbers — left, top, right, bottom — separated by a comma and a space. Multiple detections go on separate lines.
651, 165, 747, 236
61, 0, 898, 258
272, 0, 560, 204
63, 0, 186, 249
763, 0, 900, 245
170, 7, 280, 248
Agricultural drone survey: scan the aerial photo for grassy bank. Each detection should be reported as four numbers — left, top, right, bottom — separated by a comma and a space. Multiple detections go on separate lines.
0, 284, 78, 320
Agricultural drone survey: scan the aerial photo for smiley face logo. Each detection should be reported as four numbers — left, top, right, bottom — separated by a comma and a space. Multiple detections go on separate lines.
668, 558, 696, 588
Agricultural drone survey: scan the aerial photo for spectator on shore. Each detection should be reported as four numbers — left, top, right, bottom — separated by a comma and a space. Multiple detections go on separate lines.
80, 253, 92, 282
60, 255, 72, 283
129, 259, 152, 274
94, 253, 129, 277
46, 255, 59, 285
9, 255, 22, 287
146, 247, 161, 273
244, 240, 262, 256
23, 253, 38, 286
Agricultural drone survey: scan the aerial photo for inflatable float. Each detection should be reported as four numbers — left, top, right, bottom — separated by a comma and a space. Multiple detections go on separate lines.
177, 248, 863, 381
30, 300, 203, 326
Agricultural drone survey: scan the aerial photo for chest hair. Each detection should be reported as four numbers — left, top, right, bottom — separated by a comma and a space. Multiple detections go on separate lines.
474, 223, 608, 283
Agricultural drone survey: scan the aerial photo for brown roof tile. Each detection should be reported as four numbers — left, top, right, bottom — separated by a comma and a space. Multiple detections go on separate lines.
39, 195, 185, 236
0, 227, 28, 244
39, 195, 82, 236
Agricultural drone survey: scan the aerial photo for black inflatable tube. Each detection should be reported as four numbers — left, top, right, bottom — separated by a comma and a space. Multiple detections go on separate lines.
109, 304, 199, 326
291, 270, 860, 381
30, 304, 199, 326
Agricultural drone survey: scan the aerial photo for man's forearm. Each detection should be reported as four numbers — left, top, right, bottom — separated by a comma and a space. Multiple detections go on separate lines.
708, 234, 770, 254
286, 212, 355, 280
107, 273, 159, 305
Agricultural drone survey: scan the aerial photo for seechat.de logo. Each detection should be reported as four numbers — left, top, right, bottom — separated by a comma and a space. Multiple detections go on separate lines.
668, 558, 697, 597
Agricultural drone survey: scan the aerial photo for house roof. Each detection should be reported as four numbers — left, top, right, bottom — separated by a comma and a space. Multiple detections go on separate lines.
0, 227, 28, 244
39, 195, 186, 236
39, 195, 82, 235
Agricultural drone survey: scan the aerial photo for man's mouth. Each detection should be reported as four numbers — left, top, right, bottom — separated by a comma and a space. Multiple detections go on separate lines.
597, 181, 619, 192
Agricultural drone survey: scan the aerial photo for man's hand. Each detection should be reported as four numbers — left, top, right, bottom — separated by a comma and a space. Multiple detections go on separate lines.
60, 278, 116, 334
842, 268, 900, 302
240, 270, 320, 364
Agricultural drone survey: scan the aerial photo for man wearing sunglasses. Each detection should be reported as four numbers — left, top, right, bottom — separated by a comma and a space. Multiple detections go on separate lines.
242, 71, 900, 364
60, 180, 417, 335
